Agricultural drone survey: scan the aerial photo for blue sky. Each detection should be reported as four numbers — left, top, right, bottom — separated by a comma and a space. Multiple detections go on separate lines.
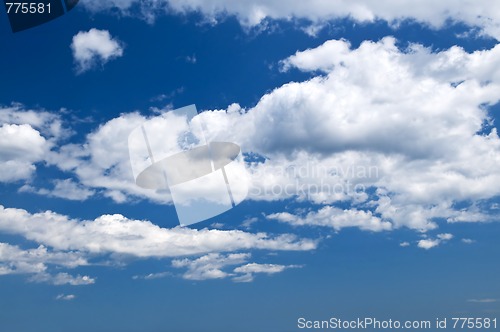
1, 1, 500, 331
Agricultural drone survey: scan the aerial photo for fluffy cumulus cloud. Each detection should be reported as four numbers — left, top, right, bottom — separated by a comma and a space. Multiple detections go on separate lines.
3, 22, 500, 287
250, 38, 500, 160
0, 124, 47, 182
2, 0, 499, 294
80, 0, 500, 39
50, 112, 161, 203
417, 238, 441, 250
48, 108, 246, 206
27, 37, 500, 234
0, 205, 315, 284
0, 104, 67, 182
192, 38, 500, 232
70, 29, 124, 73
0, 205, 316, 258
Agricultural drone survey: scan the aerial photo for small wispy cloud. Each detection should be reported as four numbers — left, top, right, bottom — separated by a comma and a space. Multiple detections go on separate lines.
185, 54, 197, 64
19, 179, 95, 201
56, 294, 76, 301
31, 273, 95, 286
241, 217, 259, 230
132, 272, 171, 280
172, 253, 249, 281
150, 87, 184, 102
232, 263, 302, 283
467, 298, 498, 303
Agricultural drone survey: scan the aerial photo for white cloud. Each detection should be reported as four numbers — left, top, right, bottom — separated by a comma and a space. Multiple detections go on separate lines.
437, 233, 454, 241
0, 206, 317, 286
172, 253, 299, 282
231, 273, 254, 283
3, 4, 499, 286
232, 263, 301, 282
417, 233, 453, 249
0, 124, 47, 160
0, 205, 316, 258
267, 207, 392, 232
417, 238, 441, 250
245, 38, 499, 160
241, 217, 259, 230
31, 272, 95, 286
19, 179, 95, 201
0, 243, 88, 276
172, 253, 249, 280
462, 238, 476, 244
0, 160, 36, 183
0, 104, 68, 183
0, 243, 92, 286
185, 54, 197, 64
467, 298, 498, 303
0, 124, 48, 182
0, 104, 67, 139
50, 112, 166, 204
50, 179, 95, 200
198, 38, 500, 231
234, 262, 288, 274
132, 271, 171, 280
400, 242, 410, 247
81, 0, 500, 39
56, 294, 76, 301
49, 108, 248, 207
70, 29, 124, 73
